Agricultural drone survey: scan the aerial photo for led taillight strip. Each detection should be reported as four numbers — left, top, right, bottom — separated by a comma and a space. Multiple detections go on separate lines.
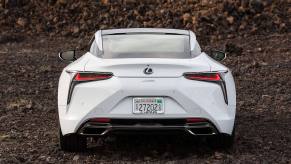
183, 72, 228, 104
184, 72, 221, 81
74, 72, 113, 81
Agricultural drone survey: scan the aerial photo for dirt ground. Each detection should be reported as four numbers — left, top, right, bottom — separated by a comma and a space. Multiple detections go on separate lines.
0, 33, 290, 163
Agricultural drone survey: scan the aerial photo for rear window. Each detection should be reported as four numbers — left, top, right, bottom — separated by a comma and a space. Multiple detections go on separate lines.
101, 34, 190, 58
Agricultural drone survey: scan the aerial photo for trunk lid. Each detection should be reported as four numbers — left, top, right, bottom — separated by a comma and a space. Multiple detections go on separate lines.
84, 55, 210, 78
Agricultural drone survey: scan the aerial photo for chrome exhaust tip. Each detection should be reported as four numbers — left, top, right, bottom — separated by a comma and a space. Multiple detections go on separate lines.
185, 122, 217, 135
80, 127, 108, 135
79, 123, 110, 136
186, 127, 216, 135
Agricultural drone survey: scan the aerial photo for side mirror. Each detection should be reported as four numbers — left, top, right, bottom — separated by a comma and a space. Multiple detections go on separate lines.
58, 50, 76, 63
210, 50, 226, 61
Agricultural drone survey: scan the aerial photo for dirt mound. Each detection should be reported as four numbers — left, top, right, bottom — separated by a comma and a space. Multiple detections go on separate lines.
0, 0, 290, 40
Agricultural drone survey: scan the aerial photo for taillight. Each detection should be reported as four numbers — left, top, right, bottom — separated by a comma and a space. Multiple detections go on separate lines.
67, 72, 113, 104
184, 72, 228, 104
74, 72, 113, 81
184, 72, 221, 81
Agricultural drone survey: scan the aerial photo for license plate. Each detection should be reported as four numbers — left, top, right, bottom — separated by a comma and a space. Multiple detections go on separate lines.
132, 97, 164, 114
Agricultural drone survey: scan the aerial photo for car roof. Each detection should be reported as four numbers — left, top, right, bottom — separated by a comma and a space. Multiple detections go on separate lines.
101, 28, 190, 35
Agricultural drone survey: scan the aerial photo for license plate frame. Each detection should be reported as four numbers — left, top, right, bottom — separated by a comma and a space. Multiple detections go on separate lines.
132, 97, 165, 114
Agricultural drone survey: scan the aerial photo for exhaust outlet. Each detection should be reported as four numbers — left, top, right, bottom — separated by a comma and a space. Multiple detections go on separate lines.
81, 127, 108, 135
187, 127, 216, 135
79, 122, 111, 136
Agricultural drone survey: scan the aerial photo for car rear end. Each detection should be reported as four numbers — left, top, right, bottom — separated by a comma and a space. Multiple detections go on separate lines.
59, 57, 235, 137
57, 29, 236, 151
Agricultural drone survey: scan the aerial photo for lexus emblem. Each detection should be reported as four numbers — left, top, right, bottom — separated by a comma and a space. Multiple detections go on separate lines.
144, 65, 153, 75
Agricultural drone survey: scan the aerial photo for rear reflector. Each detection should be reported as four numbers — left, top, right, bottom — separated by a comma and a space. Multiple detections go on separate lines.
74, 72, 113, 81
184, 73, 221, 81
186, 118, 207, 123
89, 118, 111, 123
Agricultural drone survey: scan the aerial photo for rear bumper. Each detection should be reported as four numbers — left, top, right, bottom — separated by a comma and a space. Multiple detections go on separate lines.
76, 118, 218, 136
59, 112, 235, 136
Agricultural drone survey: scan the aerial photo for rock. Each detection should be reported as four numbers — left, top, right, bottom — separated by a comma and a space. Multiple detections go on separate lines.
61, 30, 70, 36
238, 6, 246, 12
57, 0, 67, 5
36, 24, 42, 33
16, 18, 27, 27
0, 134, 10, 141
198, 9, 209, 17
214, 152, 224, 159
227, 34, 234, 38
192, 16, 197, 25
100, 0, 110, 5
201, 0, 208, 6
226, 16, 234, 24
73, 155, 79, 161
6, 98, 32, 110
182, 13, 191, 24
99, 24, 107, 29
279, 23, 286, 31
143, 21, 149, 27
53, 17, 58, 23
185, 23, 192, 29
262, 95, 272, 99
80, 24, 88, 30
46, 157, 55, 164
71, 26, 80, 34
250, 27, 258, 33
259, 62, 268, 66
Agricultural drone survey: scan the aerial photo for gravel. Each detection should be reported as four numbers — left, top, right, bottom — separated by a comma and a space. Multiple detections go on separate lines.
0, 33, 290, 163
0, 0, 290, 163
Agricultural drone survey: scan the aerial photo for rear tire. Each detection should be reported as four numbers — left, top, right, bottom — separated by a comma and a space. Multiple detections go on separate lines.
59, 129, 87, 152
207, 128, 235, 149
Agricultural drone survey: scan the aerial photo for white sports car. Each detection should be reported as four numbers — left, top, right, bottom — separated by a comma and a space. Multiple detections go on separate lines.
58, 28, 236, 151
